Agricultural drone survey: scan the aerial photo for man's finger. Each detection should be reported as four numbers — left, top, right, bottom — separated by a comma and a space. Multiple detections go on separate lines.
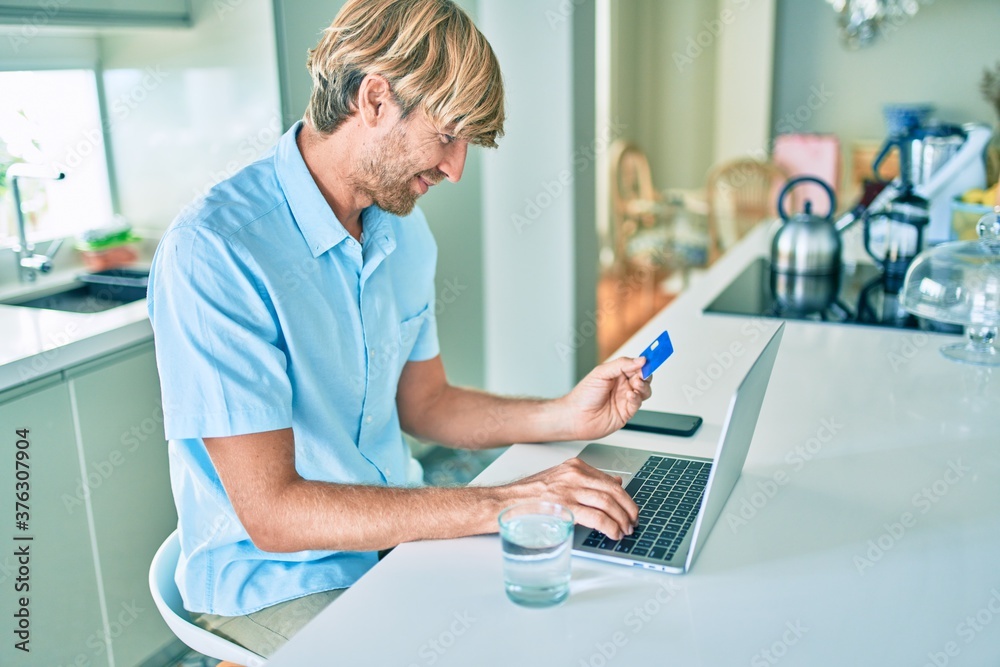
600, 476, 639, 524
565, 462, 638, 524
569, 488, 635, 537
638, 382, 652, 400
591, 356, 645, 381
571, 505, 631, 541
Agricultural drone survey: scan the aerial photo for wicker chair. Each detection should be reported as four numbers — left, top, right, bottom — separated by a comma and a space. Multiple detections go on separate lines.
705, 158, 789, 264
608, 140, 673, 276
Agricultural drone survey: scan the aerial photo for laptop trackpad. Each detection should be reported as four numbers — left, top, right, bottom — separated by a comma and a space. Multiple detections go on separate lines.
577, 442, 651, 477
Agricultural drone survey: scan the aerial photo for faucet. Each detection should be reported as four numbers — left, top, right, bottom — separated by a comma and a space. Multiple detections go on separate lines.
7, 163, 66, 282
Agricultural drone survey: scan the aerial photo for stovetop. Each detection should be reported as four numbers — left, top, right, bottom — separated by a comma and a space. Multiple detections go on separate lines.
703, 257, 962, 333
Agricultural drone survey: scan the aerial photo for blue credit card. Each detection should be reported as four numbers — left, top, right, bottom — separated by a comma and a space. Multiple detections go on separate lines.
640, 330, 673, 380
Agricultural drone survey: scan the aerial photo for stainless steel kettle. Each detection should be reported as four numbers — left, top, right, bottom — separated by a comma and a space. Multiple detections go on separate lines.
771, 176, 840, 276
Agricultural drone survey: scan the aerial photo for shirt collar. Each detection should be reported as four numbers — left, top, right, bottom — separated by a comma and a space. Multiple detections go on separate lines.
274, 120, 349, 258
275, 121, 399, 260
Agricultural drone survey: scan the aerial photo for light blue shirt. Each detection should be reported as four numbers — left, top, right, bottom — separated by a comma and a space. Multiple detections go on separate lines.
148, 121, 440, 616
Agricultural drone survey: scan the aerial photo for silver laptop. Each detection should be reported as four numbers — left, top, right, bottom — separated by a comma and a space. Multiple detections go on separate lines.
572, 322, 785, 573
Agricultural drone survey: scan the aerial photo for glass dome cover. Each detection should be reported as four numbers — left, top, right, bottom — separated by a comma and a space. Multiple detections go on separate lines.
900, 210, 1000, 365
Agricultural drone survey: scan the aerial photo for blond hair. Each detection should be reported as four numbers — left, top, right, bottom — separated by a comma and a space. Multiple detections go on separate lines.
306, 0, 505, 148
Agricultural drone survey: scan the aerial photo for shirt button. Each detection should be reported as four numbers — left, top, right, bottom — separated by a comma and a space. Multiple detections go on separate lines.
365, 415, 373, 424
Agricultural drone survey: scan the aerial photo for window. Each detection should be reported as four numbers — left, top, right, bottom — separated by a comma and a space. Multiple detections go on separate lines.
0, 69, 114, 244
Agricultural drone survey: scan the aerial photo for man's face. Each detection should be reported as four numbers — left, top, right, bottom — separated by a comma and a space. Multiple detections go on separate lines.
352, 110, 466, 216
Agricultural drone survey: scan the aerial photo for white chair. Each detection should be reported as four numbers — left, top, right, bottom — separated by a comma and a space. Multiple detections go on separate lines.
149, 530, 267, 667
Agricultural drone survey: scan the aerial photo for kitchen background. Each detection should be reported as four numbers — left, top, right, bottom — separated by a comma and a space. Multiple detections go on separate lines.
0, 0, 998, 665
3, 0, 997, 397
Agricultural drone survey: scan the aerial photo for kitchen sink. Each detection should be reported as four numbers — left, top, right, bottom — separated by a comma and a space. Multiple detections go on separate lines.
2, 268, 148, 313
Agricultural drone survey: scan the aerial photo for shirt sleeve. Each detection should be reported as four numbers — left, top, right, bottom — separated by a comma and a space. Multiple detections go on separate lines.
148, 224, 293, 440
404, 208, 440, 363
408, 303, 439, 362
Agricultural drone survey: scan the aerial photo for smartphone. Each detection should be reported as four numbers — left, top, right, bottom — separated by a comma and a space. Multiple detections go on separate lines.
622, 409, 703, 437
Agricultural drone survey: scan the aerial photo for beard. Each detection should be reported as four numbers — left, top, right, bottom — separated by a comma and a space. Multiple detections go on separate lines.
352, 124, 440, 216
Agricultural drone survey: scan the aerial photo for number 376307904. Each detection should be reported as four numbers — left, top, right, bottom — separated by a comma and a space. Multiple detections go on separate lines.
15, 429, 30, 529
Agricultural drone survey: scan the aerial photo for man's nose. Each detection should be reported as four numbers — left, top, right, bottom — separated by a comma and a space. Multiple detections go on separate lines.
439, 140, 468, 183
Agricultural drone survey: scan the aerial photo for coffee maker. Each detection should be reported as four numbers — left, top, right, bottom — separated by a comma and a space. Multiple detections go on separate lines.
918, 123, 992, 241
863, 120, 992, 277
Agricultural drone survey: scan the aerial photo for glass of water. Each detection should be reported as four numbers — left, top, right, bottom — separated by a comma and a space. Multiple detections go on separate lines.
498, 501, 574, 608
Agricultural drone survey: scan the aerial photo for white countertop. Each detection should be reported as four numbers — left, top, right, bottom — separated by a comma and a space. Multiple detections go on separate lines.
0, 267, 153, 393
268, 225, 1000, 666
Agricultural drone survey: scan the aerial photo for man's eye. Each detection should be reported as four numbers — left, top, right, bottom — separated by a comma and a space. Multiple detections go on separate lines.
441, 134, 455, 145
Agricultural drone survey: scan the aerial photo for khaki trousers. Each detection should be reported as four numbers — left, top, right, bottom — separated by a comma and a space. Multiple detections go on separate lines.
191, 588, 347, 658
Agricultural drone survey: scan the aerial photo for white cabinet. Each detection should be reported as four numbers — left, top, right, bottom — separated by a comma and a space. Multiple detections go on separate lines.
0, 340, 179, 666
0, 0, 191, 27
0, 377, 110, 666
66, 342, 179, 667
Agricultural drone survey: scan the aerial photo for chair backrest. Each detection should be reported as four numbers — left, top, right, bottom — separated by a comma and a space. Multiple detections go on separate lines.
608, 140, 670, 270
149, 530, 267, 667
610, 141, 659, 219
706, 158, 789, 263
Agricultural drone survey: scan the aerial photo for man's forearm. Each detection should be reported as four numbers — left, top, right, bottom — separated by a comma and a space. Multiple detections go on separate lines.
404, 385, 574, 449
397, 355, 649, 451
250, 480, 511, 553
207, 427, 640, 553
247, 455, 641, 553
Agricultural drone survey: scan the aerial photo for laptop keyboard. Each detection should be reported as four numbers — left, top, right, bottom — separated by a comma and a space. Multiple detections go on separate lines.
582, 456, 711, 563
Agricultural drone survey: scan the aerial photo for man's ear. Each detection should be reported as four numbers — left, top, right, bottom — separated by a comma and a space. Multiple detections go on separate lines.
356, 74, 396, 129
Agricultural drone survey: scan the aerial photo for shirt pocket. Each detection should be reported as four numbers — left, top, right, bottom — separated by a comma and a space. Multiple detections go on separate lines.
398, 304, 430, 354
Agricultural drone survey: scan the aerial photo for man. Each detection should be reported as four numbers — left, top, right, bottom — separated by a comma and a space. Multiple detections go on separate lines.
148, 0, 650, 657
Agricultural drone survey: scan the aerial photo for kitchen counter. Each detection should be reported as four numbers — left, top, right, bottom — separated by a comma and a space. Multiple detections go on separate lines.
267, 225, 1000, 666
0, 268, 153, 393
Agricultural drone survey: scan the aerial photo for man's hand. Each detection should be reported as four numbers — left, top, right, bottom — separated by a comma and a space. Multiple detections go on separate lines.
556, 357, 652, 441
500, 457, 638, 540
